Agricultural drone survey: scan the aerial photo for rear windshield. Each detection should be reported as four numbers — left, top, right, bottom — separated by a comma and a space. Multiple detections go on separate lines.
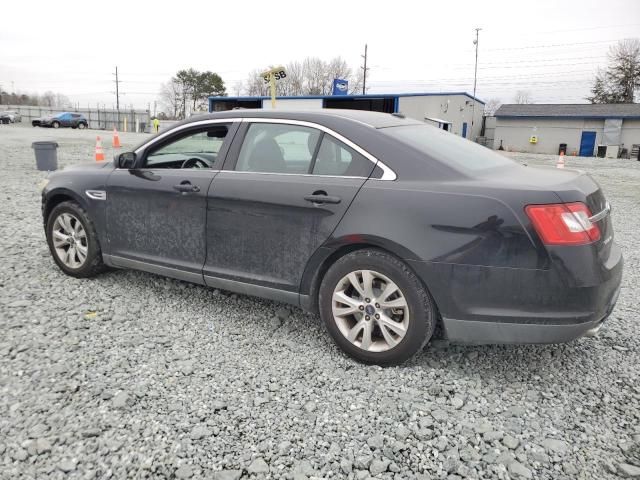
381, 124, 515, 172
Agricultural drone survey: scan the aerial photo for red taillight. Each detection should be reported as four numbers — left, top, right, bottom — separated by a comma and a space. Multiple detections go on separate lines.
525, 202, 600, 245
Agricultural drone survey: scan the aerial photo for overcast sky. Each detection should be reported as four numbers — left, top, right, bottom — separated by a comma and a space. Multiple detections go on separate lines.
1, 0, 639, 110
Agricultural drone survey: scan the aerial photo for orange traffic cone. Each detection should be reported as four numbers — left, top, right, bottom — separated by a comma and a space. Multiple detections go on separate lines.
112, 127, 121, 148
95, 136, 105, 162
557, 151, 565, 169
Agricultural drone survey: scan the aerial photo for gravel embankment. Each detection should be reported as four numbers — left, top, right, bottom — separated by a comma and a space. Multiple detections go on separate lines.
0, 124, 639, 479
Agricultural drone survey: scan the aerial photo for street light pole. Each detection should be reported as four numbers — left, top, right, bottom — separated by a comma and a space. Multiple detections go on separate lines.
471, 28, 482, 140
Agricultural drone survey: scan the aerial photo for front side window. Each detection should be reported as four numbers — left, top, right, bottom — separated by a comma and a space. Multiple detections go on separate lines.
145, 126, 228, 169
236, 123, 321, 174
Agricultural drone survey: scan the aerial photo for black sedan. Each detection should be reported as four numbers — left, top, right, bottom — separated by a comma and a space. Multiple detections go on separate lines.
41, 110, 623, 365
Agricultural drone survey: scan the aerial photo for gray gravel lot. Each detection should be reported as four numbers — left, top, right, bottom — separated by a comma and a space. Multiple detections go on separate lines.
1, 123, 639, 480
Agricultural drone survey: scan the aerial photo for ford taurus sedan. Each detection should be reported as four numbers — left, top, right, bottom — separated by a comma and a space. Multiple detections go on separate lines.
41, 109, 623, 365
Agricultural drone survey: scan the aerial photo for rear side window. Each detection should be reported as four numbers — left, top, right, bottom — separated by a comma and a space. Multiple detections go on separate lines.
382, 124, 515, 171
312, 135, 374, 177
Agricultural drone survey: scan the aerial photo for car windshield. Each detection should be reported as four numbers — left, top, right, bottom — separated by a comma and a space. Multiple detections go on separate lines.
381, 124, 516, 172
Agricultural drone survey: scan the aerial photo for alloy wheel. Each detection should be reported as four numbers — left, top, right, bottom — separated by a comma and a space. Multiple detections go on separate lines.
51, 213, 88, 268
332, 269, 409, 352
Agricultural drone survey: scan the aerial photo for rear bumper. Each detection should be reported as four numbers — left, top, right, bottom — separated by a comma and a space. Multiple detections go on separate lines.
441, 284, 620, 344
408, 242, 623, 344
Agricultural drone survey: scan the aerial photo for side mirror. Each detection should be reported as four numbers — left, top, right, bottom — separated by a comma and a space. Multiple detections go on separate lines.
117, 152, 136, 169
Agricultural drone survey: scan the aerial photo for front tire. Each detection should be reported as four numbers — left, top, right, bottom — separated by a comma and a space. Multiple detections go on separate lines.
46, 201, 104, 278
52, 121, 60, 129
319, 249, 437, 366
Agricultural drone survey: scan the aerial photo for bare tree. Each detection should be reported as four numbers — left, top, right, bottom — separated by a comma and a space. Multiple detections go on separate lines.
277, 61, 304, 96
514, 90, 533, 104
484, 98, 502, 115
159, 79, 182, 119
40, 91, 56, 107
245, 69, 268, 96
232, 80, 243, 96
349, 68, 364, 94
246, 56, 362, 97
54, 93, 71, 108
324, 57, 352, 93
303, 57, 327, 95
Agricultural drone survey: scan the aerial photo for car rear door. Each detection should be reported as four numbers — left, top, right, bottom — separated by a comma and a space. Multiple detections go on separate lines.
203, 119, 377, 296
105, 120, 238, 282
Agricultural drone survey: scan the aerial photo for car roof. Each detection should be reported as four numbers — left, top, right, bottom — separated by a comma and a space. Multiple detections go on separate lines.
185, 109, 422, 129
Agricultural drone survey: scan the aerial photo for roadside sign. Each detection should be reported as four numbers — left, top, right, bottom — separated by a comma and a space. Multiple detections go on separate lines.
260, 66, 287, 108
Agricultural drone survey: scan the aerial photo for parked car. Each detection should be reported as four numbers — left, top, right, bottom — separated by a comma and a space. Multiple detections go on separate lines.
40, 110, 623, 365
32, 112, 88, 129
0, 110, 21, 123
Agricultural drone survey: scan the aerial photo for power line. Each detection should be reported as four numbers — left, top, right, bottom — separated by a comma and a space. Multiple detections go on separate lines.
483, 38, 622, 52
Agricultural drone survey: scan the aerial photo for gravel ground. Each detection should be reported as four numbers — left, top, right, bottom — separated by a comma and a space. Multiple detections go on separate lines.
0, 123, 639, 480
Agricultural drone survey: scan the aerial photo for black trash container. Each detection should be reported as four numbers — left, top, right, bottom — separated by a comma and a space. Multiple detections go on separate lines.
597, 145, 607, 158
32, 141, 59, 171
558, 143, 567, 155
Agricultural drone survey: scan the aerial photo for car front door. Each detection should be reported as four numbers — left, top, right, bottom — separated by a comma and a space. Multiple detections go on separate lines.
105, 120, 238, 283
61, 114, 72, 126
204, 119, 377, 298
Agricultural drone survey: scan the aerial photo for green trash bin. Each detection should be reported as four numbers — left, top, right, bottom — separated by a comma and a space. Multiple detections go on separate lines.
32, 141, 59, 171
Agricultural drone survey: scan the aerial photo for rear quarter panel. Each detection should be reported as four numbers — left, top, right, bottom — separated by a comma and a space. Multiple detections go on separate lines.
321, 178, 564, 322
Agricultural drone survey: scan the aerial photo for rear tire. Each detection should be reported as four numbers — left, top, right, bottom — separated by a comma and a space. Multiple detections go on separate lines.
319, 249, 436, 366
46, 201, 105, 278
78, 122, 86, 129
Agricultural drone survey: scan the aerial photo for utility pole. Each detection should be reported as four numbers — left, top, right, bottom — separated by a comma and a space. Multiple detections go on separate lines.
113, 66, 121, 128
471, 28, 482, 140
361, 44, 369, 95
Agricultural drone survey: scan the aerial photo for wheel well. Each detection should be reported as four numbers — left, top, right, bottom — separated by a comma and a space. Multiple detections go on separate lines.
307, 243, 444, 335
308, 243, 416, 314
44, 194, 76, 223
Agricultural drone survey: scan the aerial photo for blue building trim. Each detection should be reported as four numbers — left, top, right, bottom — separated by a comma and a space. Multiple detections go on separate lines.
208, 91, 485, 109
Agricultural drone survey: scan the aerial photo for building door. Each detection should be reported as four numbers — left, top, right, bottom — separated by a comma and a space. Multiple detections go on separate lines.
579, 131, 596, 156
462, 122, 468, 138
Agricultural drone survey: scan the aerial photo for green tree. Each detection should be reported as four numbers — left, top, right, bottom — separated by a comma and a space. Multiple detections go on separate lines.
172, 68, 226, 116
588, 38, 640, 104
196, 71, 225, 107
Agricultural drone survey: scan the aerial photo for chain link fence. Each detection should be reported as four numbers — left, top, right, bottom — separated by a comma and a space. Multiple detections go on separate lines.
1, 104, 151, 132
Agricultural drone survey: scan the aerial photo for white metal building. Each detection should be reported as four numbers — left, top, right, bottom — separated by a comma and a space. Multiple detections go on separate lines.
209, 92, 485, 140
492, 104, 640, 157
